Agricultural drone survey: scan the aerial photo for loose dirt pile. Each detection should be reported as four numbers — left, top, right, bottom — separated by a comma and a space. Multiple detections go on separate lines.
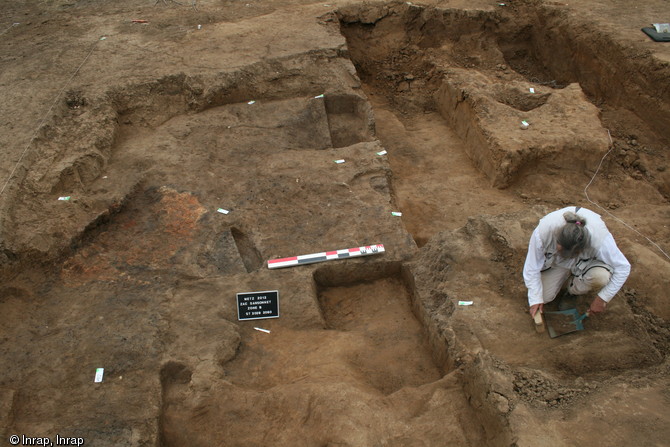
1, 1, 669, 446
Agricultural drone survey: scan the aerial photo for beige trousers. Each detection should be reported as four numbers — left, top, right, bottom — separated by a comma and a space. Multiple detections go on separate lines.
540, 265, 611, 304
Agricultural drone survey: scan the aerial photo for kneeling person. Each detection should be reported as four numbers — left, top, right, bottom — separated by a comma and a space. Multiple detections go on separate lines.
523, 206, 631, 318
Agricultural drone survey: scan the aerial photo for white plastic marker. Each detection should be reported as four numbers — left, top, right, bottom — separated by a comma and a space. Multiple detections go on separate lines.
94, 368, 104, 383
529, 87, 535, 93
254, 327, 271, 333
268, 244, 385, 269
334, 159, 345, 164
458, 301, 474, 306
217, 208, 230, 214
58, 196, 71, 201
391, 211, 402, 217
520, 120, 529, 130
313, 94, 324, 99
247, 100, 256, 105
377, 150, 388, 156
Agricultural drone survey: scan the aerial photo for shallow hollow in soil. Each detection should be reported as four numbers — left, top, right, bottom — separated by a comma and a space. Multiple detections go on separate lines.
159, 267, 483, 447
218, 270, 445, 395
317, 274, 444, 395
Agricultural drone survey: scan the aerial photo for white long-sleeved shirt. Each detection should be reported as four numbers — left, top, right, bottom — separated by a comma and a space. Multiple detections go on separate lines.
523, 207, 631, 306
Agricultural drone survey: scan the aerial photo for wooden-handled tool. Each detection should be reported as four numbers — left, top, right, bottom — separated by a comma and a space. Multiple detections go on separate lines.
533, 311, 545, 333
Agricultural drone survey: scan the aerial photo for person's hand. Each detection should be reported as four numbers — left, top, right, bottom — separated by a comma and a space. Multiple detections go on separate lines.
589, 296, 607, 315
530, 303, 543, 317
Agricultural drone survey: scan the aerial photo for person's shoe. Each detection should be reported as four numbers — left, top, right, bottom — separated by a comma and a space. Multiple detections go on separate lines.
557, 292, 577, 311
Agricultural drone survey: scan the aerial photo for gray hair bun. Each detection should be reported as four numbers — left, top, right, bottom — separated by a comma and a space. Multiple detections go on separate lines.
563, 211, 587, 226
557, 212, 590, 256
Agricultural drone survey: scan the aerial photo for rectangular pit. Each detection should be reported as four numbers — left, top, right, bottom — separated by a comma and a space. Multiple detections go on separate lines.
316, 272, 443, 395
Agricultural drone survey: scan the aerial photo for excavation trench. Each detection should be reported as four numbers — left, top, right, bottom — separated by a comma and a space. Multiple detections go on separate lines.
227, 264, 445, 395
2, 2, 670, 447
338, 1, 670, 191
160, 261, 483, 447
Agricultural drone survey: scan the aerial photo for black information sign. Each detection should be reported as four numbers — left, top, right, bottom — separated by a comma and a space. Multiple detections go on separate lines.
236, 290, 280, 321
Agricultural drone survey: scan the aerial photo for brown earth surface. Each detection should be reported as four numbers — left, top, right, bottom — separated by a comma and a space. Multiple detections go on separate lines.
1, 0, 669, 446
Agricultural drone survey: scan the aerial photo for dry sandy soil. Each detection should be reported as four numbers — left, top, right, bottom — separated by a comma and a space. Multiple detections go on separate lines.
1, 0, 669, 446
